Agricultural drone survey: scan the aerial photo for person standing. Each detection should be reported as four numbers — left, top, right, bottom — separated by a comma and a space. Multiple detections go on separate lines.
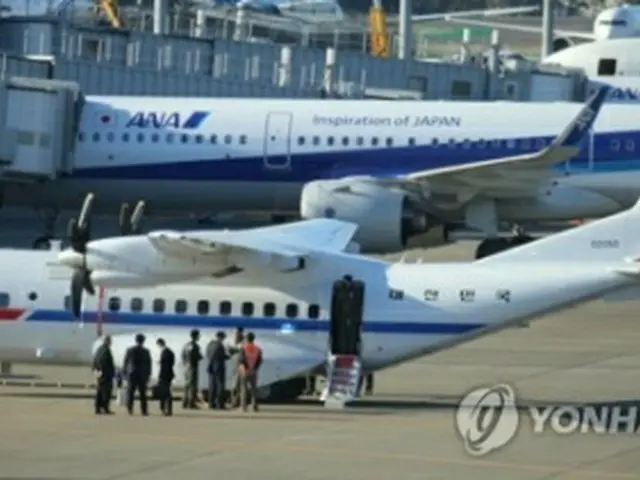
156, 338, 175, 416
123, 333, 152, 416
181, 329, 203, 409
238, 332, 263, 412
92, 335, 115, 415
229, 327, 244, 407
207, 331, 230, 409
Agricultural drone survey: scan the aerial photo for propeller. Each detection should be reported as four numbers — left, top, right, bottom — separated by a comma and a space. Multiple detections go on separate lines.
118, 200, 145, 235
68, 193, 96, 319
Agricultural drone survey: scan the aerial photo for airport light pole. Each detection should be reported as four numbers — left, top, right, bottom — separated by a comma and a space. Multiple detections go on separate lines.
541, 0, 555, 59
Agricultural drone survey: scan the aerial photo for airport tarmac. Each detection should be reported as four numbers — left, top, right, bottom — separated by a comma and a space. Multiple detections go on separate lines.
2, 241, 640, 479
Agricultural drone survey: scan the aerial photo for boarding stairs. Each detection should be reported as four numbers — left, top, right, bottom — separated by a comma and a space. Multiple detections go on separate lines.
321, 354, 361, 409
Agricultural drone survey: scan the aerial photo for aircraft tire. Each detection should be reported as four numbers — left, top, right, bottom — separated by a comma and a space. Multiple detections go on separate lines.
256, 377, 307, 403
475, 238, 510, 259
32, 236, 52, 250
507, 235, 536, 248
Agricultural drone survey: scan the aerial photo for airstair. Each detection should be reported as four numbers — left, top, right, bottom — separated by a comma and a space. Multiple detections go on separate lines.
321, 354, 361, 408
321, 276, 365, 409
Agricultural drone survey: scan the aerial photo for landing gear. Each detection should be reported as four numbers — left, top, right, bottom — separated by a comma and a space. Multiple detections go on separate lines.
475, 234, 536, 259
32, 236, 52, 250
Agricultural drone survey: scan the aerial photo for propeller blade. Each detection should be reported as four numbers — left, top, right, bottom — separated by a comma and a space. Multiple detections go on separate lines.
119, 203, 131, 235
70, 269, 84, 318
77, 193, 95, 230
129, 200, 145, 233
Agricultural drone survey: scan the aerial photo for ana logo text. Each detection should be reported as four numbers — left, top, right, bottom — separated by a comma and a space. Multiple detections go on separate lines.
126, 111, 210, 129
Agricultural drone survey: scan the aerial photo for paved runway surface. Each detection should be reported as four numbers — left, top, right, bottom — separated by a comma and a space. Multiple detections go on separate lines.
2, 242, 640, 479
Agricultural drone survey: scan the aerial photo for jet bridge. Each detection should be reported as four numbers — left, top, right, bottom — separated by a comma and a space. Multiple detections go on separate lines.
0, 77, 83, 183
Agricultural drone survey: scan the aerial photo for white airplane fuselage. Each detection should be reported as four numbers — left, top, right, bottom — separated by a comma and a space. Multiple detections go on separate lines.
0, 245, 634, 397
4, 98, 640, 225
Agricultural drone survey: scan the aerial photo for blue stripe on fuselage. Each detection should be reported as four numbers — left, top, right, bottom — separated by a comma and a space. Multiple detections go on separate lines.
26, 309, 485, 334
67, 131, 640, 181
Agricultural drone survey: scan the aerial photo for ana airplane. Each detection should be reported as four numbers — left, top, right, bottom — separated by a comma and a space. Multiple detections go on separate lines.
7, 86, 615, 259
445, 4, 640, 53
4, 192, 640, 404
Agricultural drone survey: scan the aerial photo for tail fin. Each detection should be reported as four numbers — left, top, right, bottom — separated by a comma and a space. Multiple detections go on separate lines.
478, 198, 640, 264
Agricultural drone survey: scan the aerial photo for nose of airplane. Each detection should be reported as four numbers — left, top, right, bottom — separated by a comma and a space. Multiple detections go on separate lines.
57, 249, 84, 268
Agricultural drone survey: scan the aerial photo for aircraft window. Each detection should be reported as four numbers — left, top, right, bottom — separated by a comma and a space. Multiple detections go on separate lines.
130, 297, 143, 313
298, 136, 305, 145
535, 138, 546, 149
197, 300, 209, 315
312, 136, 320, 146
263, 302, 276, 317
151, 133, 159, 143
241, 302, 254, 316
462, 139, 472, 149
385, 137, 393, 147
356, 136, 363, 146
0, 292, 9, 307
108, 297, 121, 312
506, 139, 516, 149
371, 137, 379, 146
195, 134, 203, 144
175, 299, 188, 314
327, 136, 334, 146
408, 137, 416, 146
63, 295, 70, 310
122, 133, 130, 142
224, 134, 232, 144
92, 132, 100, 142
181, 134, 189, 144
521, 138, 531, 149
431, 138, 439, 147
477, 138, 486, 148
626, 139, 635, 152
448, 138, 456, 148
152, 298, 165, 313
28, 291, 37, 301
78, 132, 85, 142
285, 303, 298, 318
166, 133, 174, 144
491, 139, 501, 149
210, 134, 217, 144
308, 304, 320, 319
597, 58, 617, 76
342, 137, 349, 146
610, 139, 621, 151
137, 133, 144, 143
239, 134, 247, 145
219, 301, 232, 316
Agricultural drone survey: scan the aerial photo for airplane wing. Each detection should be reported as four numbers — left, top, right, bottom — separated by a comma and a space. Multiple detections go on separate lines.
407, 6, 541, 23
147, 218, 358, 270
386, 85, 609, 199
444, 17, 595, 40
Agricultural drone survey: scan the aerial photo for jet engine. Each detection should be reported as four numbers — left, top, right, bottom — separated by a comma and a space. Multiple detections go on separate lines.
300, 179, 431, 253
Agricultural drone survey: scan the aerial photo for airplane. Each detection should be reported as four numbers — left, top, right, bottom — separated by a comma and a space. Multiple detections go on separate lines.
442, 4, 640, 54
5, 85, 616, 259
3, 191, 639, 405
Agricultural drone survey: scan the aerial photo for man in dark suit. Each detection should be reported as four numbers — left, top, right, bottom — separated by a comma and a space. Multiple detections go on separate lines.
92, 335, 115, 415
123, 333, 152, 416
156, 338, 175, 416
207, 331, 230, 409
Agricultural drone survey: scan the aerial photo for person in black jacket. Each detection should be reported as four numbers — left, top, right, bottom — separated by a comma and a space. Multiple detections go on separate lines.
156, 338, 175, 416
92, 335, 115, 415
123, 333, 152, 416
207, 331, 230, 409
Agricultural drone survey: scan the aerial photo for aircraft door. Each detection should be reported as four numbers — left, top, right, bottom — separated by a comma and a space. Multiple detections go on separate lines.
329, 277, 364, 355
263, 112, 292, 169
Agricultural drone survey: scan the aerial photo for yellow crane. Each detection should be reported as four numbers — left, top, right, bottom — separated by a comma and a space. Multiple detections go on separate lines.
96, 0, 124, 28
368, 0, 389, 58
